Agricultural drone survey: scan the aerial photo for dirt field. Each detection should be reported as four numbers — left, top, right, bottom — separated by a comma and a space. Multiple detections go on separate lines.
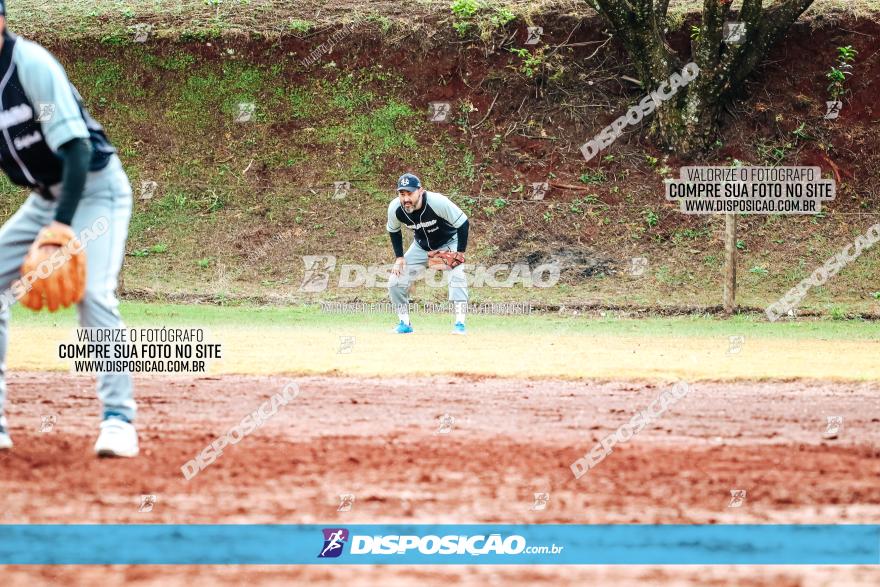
0, 371, 878, 585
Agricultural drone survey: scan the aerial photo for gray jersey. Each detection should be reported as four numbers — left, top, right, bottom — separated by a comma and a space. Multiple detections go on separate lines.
0, 32, 115, 194
387, 191, 467, 251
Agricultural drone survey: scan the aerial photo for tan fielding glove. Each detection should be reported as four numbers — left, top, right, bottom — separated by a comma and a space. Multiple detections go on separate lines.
427, 250, 465, 270
18, 222, 86, 312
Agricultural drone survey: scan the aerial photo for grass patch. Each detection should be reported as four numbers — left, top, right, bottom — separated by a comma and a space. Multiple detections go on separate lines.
11, 302, 880, 340
9, 302, 880, 380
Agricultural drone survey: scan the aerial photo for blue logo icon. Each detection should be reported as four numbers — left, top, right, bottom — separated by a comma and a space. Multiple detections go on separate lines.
318, 528, 349, 558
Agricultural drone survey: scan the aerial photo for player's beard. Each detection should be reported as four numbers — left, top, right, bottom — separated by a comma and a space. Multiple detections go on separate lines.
403, 193, 420, 212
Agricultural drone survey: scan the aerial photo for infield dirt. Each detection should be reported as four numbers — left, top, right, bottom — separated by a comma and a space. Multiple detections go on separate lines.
1, 371, 877, 585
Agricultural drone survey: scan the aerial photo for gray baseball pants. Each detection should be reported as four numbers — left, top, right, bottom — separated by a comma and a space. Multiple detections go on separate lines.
0, 154, 135, 426
389, 237, 468, 309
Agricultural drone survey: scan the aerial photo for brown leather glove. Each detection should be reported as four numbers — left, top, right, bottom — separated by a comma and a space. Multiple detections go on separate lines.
17, 222, 87, 312
427, 250, 465, 270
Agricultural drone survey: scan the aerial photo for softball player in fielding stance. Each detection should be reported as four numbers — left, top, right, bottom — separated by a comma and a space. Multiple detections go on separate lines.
387, 173, 470, 334
0, 5, 138, 457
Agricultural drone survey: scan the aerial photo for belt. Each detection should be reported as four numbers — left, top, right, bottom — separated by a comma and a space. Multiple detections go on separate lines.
31, 152, 115, 201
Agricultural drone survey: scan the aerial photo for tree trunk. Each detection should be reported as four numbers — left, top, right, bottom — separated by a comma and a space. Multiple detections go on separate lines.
588, 0, 817, 158
723, 213, 737, 314
654, 88, 721, 158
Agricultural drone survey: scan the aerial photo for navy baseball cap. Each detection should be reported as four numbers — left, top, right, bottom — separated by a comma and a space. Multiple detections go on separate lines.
396, 173, 421, 192
0, 2, 6, 16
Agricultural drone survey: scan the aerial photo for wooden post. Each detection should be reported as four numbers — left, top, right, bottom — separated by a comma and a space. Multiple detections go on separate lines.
723, 213, 737, 315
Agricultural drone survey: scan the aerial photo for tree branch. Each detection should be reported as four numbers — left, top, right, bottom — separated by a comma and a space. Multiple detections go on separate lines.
654, 0, 671, 19
719, 0, 814, 96
763, 0, 815, 36
592, 0, 677, 86
700, 0, 735, 64
582, 0, 817, 157
740, 0, 764, 23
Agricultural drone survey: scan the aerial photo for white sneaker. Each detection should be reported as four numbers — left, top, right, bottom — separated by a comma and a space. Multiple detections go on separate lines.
0, 426, 12, 451
94, 418, 139, 458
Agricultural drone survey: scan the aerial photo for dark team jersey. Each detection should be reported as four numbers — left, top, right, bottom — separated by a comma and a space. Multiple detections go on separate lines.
0, 31, 115, 197
387, 190, 468, 251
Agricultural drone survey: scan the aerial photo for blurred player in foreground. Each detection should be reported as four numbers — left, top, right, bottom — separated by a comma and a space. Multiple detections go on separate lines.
0, 2, 137, 457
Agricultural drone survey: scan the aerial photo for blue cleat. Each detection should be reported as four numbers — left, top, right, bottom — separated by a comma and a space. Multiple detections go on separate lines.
395, 321, 414, 334
452, 322, 466, 335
